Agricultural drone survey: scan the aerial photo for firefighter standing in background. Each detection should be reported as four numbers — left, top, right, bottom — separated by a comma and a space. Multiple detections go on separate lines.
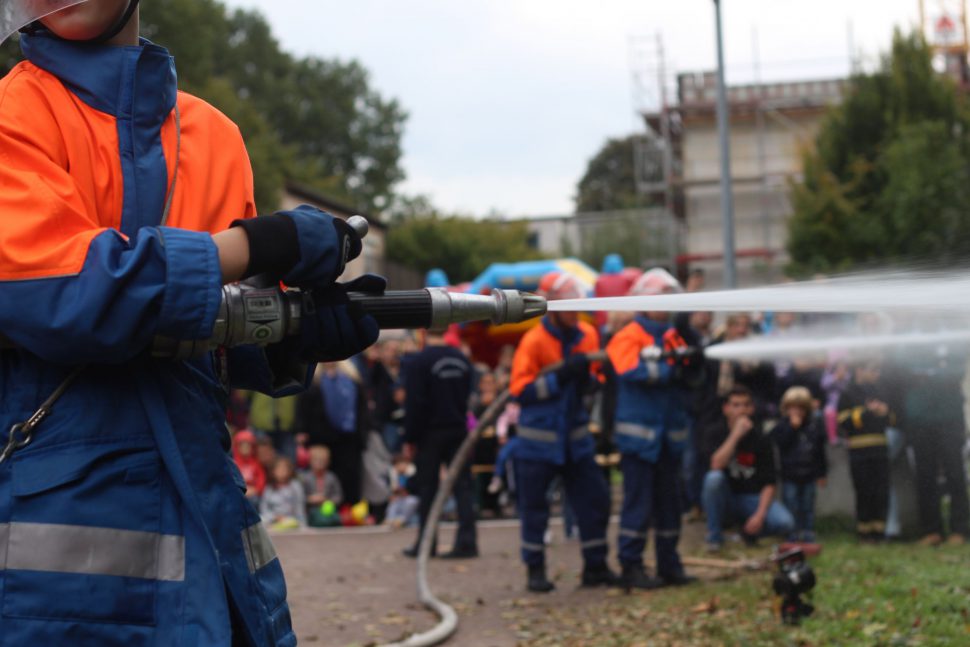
0, 2, 379, 644
509, 272, 619, 592
607, 269, 700, 589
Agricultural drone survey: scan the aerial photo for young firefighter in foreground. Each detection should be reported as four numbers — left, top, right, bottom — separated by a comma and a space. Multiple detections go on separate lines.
0, 1, 380, 645
509, 272, 619, 592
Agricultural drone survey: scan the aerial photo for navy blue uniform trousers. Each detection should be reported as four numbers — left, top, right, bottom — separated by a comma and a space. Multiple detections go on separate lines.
514, 455, 610, 567
617, 447, 684, 576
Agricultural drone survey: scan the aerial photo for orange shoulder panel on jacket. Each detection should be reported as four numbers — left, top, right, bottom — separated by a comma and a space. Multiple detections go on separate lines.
576, 320, 605, 378
607, 321, 655, 375
510, 324, 560, 396
576, 321, 601, 354
162, 92, 257, 234
0, 62, 115, 280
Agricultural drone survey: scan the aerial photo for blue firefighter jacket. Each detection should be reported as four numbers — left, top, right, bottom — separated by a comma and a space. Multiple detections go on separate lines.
0, 33, 327, 646
606, 316, 693, 463
509, 317, 600, 465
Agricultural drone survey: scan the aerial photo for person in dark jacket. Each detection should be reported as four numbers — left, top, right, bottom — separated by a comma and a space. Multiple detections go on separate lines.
701, 386, 794, 551
401, 330, 478, 558
838, 359, 893, 542
897, 343, 970, 546
773, 386, 827, 542
693, 313, 777, 470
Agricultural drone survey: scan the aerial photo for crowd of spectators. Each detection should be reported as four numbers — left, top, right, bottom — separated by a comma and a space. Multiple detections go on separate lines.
226, 274, 969, 551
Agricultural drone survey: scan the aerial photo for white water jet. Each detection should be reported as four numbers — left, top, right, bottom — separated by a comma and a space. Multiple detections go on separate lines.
704, 330, 970, 361
548, 270, 970, 315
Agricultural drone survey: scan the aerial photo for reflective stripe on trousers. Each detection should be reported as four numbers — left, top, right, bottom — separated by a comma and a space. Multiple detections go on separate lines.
615, 422, 657, 442
0, 521, 185, 581
518, 426, 589, 444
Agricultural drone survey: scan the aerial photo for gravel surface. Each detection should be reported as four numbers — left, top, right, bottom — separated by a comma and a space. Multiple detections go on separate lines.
274, 515, 724, 647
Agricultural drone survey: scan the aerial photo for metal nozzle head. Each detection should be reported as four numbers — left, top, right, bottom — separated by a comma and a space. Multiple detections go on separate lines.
491, 289, 547, 325
347, 215, 369, 240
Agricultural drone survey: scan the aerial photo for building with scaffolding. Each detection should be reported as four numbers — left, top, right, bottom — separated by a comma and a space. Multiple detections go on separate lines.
640, 72, 847, 286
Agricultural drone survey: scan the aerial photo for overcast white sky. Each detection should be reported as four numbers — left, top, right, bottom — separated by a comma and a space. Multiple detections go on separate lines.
224, 1, 924, 217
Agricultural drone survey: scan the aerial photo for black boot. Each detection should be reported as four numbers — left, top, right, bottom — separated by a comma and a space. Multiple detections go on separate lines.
402, 543, 437, 558
621, 563, 663, 590
658, 570, 697, 587
581, 562, 621, 588
527, 563, 555, 593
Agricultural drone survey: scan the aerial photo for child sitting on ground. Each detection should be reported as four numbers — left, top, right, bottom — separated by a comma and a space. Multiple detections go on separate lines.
300, 445, 344, 527
773, 387, 828, 542
384, 454, 420, 529
260, 457, 307, 530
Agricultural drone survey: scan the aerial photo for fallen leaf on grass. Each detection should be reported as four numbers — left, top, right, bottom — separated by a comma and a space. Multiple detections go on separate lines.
862, 622, 887, 637
691, 596, 719, 614
844, 609, 861, 620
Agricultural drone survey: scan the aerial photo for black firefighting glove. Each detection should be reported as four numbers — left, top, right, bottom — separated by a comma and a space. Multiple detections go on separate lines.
555, 353, 590, 385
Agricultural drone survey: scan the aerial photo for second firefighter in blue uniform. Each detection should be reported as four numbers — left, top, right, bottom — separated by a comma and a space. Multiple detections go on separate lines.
606, 269, 700, 589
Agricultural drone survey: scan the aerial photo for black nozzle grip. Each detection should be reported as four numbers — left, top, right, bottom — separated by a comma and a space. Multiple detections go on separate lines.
348, 290, 433, 330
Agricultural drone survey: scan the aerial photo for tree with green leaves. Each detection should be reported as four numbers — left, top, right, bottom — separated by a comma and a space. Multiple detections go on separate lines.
574, 134, 653, 213
787, 30, 970, 275
1, 0, 407, 215
386, 212, 546, 283
575, 212, 668, 270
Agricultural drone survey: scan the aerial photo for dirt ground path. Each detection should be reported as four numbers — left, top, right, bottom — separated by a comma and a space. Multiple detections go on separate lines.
274, 515, 736, 647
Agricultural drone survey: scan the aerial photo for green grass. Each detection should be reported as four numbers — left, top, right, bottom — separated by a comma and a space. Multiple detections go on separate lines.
518, 534, 970, 646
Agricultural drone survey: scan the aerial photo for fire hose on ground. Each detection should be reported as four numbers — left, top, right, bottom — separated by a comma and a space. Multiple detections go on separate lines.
382, 350, 608, 647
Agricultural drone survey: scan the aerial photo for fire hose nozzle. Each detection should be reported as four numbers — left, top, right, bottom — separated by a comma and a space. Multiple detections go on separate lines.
348, 288, 547, 331
492, 289, 548, 325
429, 288, 547, 329
151, 287, 548, 359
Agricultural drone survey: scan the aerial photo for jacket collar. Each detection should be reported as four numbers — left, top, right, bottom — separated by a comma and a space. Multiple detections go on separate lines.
542, 315, 581, 345
635, 314, 670, 340
21, 32, 177, 125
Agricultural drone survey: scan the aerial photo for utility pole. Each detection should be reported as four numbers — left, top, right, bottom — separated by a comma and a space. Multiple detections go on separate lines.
713, 0, 737, 288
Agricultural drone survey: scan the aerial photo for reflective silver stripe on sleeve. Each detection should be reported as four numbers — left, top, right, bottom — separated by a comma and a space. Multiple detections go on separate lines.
242, 522, 278, 573
655, 529, 681, 539
0, 523, 8, 570
535, 376, 550, 400
668, 428, 690, 443
581, 538, 607, 549
521, 541, 545, 552
615, 423, 657, 441
2, 522, 184, 582
518, 426, 558, 443
618, 528, 648, 539
569, 426, 589, 442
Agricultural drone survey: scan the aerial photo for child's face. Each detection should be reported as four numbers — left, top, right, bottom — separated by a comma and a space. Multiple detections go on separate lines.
787, 405, 808, 426
856, 364, 881, 383
256, 444, 276, 467
479, 373, 496, 395
309, 448, 330, 472
237, 441, 253, 456
40, 0, 129, 41
272, 461, 292, 484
